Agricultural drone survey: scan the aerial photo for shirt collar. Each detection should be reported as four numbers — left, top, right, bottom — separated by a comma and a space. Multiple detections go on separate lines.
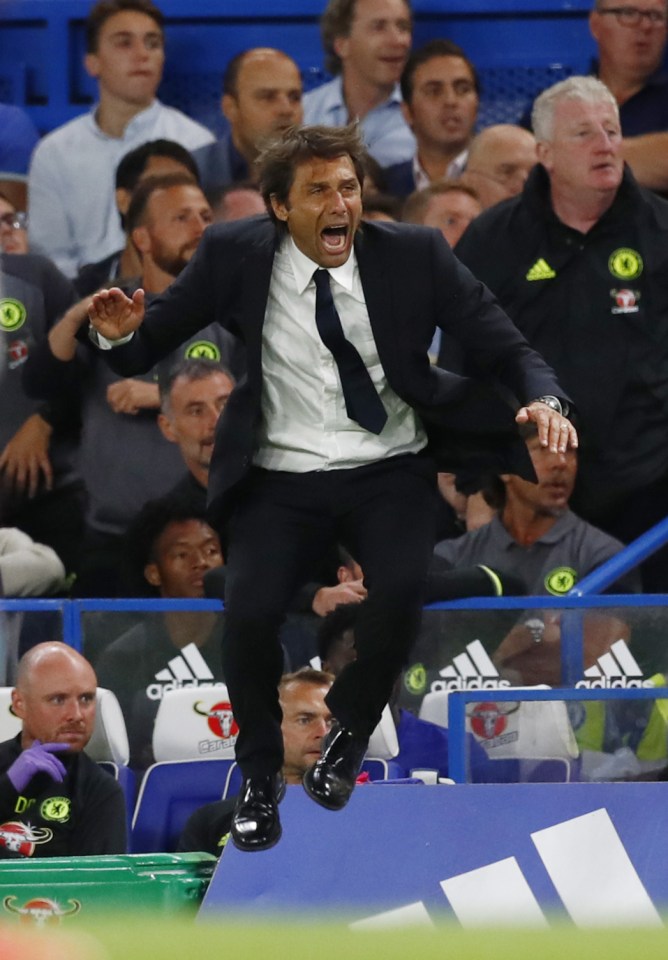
286, 235, 357, 294
90, 99, 160, 139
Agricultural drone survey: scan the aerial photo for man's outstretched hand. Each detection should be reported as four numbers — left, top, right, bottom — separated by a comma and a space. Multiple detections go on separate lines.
88, 287, 145, 342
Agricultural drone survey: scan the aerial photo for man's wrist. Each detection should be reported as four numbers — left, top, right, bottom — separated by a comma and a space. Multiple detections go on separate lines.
531, 395, 570, 418
87, 325, 134, 351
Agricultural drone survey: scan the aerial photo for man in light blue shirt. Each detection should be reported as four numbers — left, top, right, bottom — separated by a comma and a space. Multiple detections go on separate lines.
28, 0, 213, 278
303, 0, 416, 167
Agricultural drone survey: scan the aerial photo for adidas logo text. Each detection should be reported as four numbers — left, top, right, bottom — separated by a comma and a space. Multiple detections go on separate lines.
575, 639, 653, 689
147, 642, 222, 700
431, 639, 511, 692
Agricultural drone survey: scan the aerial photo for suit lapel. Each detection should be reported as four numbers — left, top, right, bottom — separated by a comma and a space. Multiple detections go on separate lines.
241, 220, 278, 368
355, 228, 395, 366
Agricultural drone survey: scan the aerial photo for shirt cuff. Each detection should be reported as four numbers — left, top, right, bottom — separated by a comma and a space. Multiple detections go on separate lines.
88, 325, 135, 350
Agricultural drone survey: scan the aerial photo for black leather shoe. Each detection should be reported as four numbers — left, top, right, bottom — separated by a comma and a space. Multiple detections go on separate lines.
303, 724, 368, 811
231, 773, 285, 852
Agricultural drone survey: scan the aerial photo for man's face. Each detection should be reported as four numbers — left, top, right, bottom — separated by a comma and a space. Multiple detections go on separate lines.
590, 1, 668, 80
422, 189, 482, 247
85, 11, 165, 107
537, 97, 624, 196
334, 0, 412, 91
213, 188, 266, 223
271, 155, 363, 267
159, 371, 234, 474
0, 196, 28, 254
134, 184, 213, 277
504, 436, 577, 517
12, 654, 97, 752
280, 680, 333, 783
144, 519, 223, 598
466, 127, 537, 201
223, 51, 303, 160
402, 55, 479, 154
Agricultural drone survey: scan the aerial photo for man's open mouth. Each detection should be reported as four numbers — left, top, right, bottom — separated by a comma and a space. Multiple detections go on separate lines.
321, 225, 348, 253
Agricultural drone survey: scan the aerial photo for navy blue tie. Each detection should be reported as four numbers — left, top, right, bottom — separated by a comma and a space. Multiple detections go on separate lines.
313, 269, 388, 435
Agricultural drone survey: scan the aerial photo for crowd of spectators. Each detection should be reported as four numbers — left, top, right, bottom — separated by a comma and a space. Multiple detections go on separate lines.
1, 0, 668, 856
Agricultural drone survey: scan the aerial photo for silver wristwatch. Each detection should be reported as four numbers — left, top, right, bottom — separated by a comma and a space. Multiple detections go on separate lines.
533, 395, 569, 417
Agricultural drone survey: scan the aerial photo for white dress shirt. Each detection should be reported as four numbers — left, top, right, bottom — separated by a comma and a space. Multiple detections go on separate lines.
412, 148, 470, 192
253, 237, 427, 472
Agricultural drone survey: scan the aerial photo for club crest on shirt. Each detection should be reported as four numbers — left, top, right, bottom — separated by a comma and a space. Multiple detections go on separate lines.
610, 288, 640, 315
608, 248, 643, 280
0, 298, 26, 332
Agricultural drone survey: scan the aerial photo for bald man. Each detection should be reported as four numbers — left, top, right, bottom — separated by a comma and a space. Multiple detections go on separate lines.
461, 124, 537, 209
0, 643, 126, 858
193, 47, 304, 194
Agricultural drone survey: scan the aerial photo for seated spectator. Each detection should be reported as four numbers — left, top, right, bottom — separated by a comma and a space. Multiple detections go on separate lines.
0, 642, 126, 858
384, 39, 480, 198
27, 0, 214, 277
23, 172, 238, 596
402, 180, 482, 248
178, 668, 334, 855
460, 124, 537, 209
303, 0, 415, 167
0, 245, 83, 578
208, 182, 267, 223
75, 138, 202, 296
317, 603, 491, 781
0, 192, 28, 254
361, 193, 401, 222
95, 497, 224, 769
158, 358, 236, 514
0, 103, 39, 210
589, 0, 668, 190
193, 48, 303, 195
434, 424, 639, 684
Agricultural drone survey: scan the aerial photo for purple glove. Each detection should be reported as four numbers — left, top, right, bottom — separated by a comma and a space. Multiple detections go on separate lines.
7, 740, 69, 793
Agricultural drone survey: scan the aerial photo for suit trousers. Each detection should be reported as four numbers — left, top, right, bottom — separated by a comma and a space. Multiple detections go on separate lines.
221, 453, 439, 778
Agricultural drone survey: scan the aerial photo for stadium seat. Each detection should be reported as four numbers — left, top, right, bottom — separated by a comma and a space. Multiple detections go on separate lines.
152, 685, 236, 762
419, 687, 580, 783
131, 757, 237, 853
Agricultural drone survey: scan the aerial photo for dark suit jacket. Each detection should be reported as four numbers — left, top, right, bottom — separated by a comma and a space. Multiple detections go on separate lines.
382, 160, 417, 199
103, 215, 567, 528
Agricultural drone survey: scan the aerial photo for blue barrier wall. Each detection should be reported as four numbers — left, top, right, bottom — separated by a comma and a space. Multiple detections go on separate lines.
1, 0, 595, 135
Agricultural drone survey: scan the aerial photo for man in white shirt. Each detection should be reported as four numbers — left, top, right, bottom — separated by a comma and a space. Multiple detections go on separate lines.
86, 123, 577, 852
303, 0, 415, 167
28, 0, 214, 278
384, 39, 480, 199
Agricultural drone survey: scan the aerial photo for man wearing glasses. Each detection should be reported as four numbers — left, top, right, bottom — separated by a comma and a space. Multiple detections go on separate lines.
589, 1, 668, 189
0, 194, 28, 255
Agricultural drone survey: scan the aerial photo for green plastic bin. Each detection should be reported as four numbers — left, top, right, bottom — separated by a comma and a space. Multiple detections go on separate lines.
0, 852, 216, 926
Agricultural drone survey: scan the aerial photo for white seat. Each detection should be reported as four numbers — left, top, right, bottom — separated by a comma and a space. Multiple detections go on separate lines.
418, 686, 579, 772
0, 687, 21, 740
366, 703, 399, 760
152, 684, 236, 762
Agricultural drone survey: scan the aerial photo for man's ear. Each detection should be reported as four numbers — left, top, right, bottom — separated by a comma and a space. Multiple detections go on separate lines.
84, 52, 100, 80
131, 225, 151, 256
116, 187, 132, 218
270, 194, 289, 223
11, 688, 25, 721
536, 140, 553, 173
221, 93, 239, 126
333, 35, 350, 63
144, 563, 161, 588
157, 413, 176, 443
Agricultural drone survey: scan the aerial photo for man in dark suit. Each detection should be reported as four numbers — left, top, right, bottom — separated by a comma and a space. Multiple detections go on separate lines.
88, 123, 576, 852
